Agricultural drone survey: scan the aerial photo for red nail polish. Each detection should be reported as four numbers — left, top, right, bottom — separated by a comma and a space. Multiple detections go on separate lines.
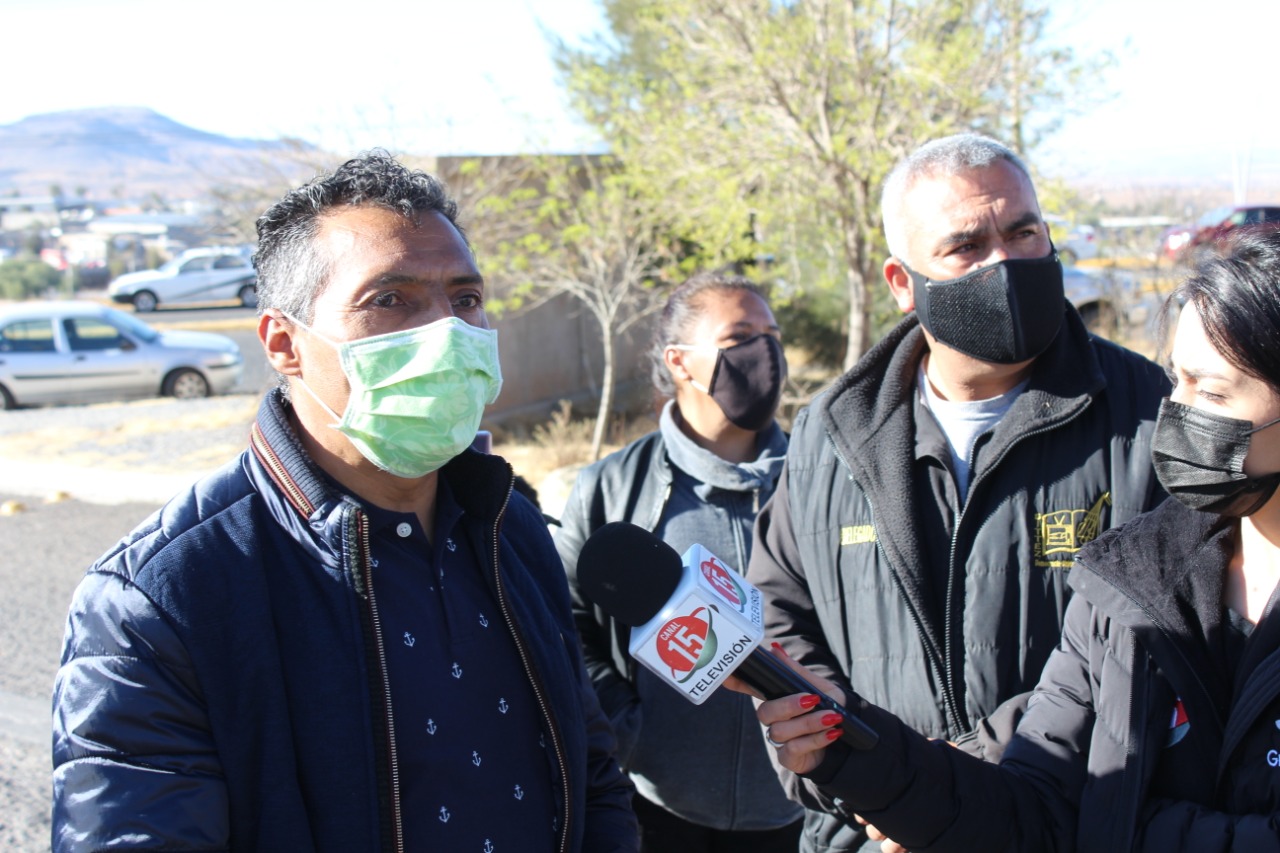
826, 728, 843, 741
771, 642, 785, 653
821, 712, 842, 726
799, 694, 821, 709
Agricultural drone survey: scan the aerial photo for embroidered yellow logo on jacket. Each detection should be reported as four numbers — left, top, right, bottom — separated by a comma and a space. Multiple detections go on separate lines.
1034, 492, 1111, 568
840, 525, 877, 546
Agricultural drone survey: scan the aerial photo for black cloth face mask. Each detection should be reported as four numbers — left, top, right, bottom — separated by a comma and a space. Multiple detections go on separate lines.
904, 247, 1066, 364
1152, 398, 1280, 517
685, 334, 787, 432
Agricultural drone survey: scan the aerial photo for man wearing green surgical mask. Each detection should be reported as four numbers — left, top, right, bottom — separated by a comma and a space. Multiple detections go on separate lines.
52, 151, 640, 853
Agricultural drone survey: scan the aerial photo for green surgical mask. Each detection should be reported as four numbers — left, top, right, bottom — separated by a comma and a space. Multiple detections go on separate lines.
289, 315, 503, 478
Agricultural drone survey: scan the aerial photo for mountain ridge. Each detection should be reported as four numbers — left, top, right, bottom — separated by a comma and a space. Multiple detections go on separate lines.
0, 107, 317, 199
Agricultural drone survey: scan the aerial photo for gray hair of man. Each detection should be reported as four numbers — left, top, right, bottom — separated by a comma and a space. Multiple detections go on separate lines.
253, 149, 467, 325
880, 134, 1033, 265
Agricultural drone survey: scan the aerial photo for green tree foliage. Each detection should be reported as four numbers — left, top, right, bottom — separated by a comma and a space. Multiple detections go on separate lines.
0, 258, 63, 300
558, 0, 1105, 367
460, 154, 680, 460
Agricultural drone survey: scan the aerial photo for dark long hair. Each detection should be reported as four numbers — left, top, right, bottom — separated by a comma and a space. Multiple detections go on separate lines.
1166, 227, 1280, 389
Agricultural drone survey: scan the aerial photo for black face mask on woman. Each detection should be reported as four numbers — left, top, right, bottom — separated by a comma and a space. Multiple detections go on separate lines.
904, 247, 1065, 364
682, 334, 787, 432
1151, 398, 1280, 517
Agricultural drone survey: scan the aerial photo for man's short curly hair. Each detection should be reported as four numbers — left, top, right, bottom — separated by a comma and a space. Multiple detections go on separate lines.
253, 150, 466, 324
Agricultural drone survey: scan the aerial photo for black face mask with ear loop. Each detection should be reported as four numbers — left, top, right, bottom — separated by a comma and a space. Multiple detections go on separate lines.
695, 334, 787, 432
905, 246, 1066, 364
1152, 398, 1280, 517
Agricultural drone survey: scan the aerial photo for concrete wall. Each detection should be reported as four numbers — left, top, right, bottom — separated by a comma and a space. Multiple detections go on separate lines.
484, 291, 655, 427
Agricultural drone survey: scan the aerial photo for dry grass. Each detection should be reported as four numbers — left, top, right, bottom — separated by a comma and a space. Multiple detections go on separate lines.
494, 400, 659, 517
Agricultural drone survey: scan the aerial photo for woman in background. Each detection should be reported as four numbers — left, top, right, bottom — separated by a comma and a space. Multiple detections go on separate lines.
557, 272, 802, 851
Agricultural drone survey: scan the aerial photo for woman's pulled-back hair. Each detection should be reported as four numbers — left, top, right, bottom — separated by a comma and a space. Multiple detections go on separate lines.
648, 272, 768, 400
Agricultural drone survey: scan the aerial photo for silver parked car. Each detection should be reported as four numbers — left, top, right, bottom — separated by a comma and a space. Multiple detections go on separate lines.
107, 247, 257, 312
1064, 264, 1139, 339
0, 301, 243, 409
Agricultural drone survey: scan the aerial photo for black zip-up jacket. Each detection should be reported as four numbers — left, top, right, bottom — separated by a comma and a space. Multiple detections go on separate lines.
52, 390, 638, 853
748, 307, 1169, 851
794, 497, 1280, 851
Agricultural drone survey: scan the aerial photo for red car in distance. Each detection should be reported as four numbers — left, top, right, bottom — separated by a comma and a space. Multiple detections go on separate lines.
1161, 204, 1280, 261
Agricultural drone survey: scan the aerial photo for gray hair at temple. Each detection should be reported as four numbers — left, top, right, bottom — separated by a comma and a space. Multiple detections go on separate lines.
880, 134, 1033, 264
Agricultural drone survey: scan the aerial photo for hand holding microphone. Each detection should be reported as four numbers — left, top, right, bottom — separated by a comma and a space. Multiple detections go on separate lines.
576, 522, 877, 753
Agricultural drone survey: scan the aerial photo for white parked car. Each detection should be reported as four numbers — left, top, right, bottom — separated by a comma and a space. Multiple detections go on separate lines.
107, 248, 257, 312
1045, 215, 1099, 265
1057, 224, 1098, 265
0, 301, 242, 409
1064, 265, 1138, 338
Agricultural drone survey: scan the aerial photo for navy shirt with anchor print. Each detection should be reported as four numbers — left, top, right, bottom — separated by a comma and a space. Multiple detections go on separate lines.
368, 478, 556, 852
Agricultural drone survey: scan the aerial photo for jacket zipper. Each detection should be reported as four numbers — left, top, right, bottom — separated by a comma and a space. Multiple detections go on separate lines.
360, 511, 405, 853
646, 482, 673, 531
251, 430, 402, 848
1118, 631, 1145, 851
489, 478, 572, 853
250, 424, 314, 516
941, 407, 1092, 735
828, 436, 963, 731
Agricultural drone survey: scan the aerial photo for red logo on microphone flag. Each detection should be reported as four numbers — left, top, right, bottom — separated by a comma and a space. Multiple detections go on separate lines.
655, 606, 719, 683
700, 557, 745, 609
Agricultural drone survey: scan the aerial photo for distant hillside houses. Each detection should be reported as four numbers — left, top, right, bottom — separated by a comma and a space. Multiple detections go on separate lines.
0, 194, 218, 273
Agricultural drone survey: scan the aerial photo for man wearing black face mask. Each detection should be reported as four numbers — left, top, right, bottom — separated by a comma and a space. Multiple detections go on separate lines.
747, 133, 1171, 853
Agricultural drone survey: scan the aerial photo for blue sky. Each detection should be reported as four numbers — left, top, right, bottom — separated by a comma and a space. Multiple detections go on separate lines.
3, 0, 1278, 191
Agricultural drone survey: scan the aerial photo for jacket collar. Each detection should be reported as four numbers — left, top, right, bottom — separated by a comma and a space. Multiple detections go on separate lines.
658, 400, 787, 495
1072, 498, 1236, 736
820, 304, 1104, 474
1070, 498, 1234, 628
251, 389, 514, 526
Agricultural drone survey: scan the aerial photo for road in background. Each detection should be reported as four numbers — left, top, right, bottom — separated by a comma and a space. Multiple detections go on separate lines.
0, 295, 263, 845
136, 304, 273, 395
0, 493, 164, 852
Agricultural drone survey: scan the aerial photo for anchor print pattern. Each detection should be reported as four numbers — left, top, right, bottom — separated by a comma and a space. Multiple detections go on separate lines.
369, 516, 556, 851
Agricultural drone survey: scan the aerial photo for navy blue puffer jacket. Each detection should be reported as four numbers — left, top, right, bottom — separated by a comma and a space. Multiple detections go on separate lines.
51, 390, 637, 852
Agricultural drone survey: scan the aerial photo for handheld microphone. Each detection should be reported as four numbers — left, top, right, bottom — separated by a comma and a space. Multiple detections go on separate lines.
577, 521, 877, 750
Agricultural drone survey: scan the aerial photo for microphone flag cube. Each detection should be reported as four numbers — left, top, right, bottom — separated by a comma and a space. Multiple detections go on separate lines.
627, 544, 765, 705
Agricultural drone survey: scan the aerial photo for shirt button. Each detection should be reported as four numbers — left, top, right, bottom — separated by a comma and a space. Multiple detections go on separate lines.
396, 522, 412, 538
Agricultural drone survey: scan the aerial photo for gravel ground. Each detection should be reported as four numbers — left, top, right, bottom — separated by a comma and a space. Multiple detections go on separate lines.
0, 393, 259, 476
0, 390, 582, 851
0, 393, 262, 852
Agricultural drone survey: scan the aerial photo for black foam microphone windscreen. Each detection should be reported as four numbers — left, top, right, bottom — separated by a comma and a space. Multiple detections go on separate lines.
576, 521, 684, 627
